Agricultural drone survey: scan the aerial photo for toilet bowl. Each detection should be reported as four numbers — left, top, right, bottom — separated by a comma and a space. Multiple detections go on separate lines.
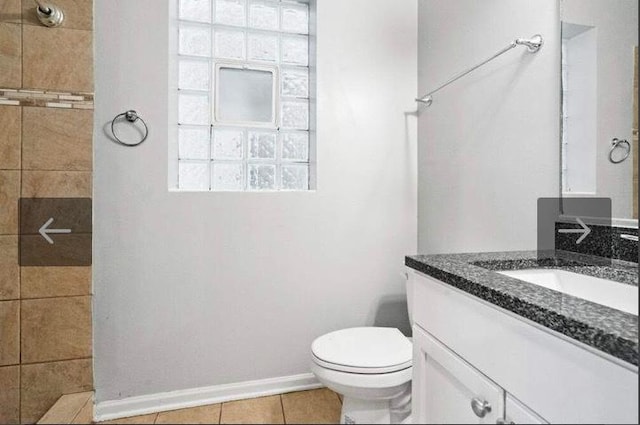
311, 274, 413, 424
311, 327, 412, 424
311, 275, 414, 424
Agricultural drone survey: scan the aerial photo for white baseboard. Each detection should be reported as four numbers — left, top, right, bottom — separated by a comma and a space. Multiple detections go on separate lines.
94, 373, 322, 422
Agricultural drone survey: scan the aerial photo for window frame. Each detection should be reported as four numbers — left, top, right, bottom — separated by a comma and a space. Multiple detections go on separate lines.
169, 0, 316, 193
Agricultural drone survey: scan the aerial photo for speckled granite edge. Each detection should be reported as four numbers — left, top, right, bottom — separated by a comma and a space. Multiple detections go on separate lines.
405, 251, 639, 366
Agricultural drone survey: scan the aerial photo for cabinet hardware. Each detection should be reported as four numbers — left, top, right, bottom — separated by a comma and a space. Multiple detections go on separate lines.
471, 397, 492, 418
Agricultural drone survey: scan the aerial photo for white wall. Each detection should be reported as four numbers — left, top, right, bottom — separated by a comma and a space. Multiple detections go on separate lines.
562, 0, 638, 219
94, 0, 417, 403
417, 0, 561, 254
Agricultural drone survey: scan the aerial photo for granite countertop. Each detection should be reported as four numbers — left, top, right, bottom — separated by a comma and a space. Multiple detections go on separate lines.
405, 251, 639, 367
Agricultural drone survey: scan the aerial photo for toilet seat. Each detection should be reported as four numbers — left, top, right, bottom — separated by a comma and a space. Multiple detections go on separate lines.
311, 360, 412, 392
311, 327, 412, 374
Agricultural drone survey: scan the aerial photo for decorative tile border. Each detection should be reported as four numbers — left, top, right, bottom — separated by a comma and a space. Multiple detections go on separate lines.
0, 88, 94, 110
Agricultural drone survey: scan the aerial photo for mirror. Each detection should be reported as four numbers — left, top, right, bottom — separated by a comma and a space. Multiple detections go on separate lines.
560, 0, 638, 220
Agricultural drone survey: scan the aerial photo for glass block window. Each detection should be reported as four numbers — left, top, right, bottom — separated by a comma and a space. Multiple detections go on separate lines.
175, 0, 312, 191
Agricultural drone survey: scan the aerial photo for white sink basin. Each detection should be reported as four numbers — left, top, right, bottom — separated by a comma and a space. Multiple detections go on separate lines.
497, 269, 638, 315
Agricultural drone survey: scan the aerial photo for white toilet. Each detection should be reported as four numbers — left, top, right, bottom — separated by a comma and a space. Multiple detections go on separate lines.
310, 278, 414, 424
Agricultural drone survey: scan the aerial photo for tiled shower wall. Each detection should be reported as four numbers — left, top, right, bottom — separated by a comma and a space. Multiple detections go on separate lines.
0, 1, 94, 423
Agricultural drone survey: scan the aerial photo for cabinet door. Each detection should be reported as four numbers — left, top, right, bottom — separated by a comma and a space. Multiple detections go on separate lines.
504, 394, 548, 424
413, 325, 504, 424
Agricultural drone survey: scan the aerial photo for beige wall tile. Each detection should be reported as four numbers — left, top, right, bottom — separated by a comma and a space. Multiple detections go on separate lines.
0, 170, 20, 234
37, 391, 92, 424
22, 0, 93, 30
0, 106, 21, 170
22, 171, 91, 198
0, 23, 21, 88
21, 358, 93, 424
281, 389, 342, 425
0, 365, 20, 424
20, 234, 92, 268
99, 414, 158, 424
0, 0, 22, 24
70, 394, 93, 424
21, 296, 92, 364
0, 236, 19, 300
0, 301, 19, 366
220, 396, 284, 424
156, 405, 221, 424
21, 267, 91, 299
23, 107, 93, 171
23, 26, 93, 92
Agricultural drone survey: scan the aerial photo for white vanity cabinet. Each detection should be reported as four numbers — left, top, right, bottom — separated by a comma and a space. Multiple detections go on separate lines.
504, 394, 547, 424
408, 268, 639, 424
413, 326, 504, 424
413, 325, 547, 424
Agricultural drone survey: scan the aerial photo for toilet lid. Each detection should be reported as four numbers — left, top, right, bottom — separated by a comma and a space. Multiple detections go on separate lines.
311, 328, 412, 374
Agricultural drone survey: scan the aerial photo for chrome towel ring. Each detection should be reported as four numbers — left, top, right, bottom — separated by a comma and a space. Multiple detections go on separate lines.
110, 110, 149, 147
609, 138, 631, 164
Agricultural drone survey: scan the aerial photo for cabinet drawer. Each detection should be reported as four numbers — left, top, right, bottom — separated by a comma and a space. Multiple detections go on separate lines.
413, 325, 504, 424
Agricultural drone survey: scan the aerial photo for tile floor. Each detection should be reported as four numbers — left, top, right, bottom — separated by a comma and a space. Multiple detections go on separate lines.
97, 388, 342, 425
